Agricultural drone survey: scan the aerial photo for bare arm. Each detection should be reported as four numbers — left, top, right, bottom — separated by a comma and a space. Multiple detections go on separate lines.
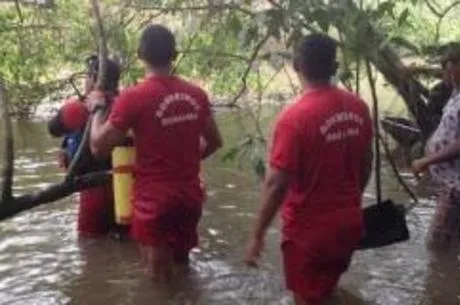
89, 111, 127, 159
245, 166, 291, 266
425, 139, 460, 165
251, 166, 292, 238
201, 116, 223, 159
412, 138, 460, 176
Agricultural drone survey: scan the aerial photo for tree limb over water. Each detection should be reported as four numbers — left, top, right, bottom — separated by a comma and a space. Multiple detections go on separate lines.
0, 0, 452, 221
0, 78, 111, 221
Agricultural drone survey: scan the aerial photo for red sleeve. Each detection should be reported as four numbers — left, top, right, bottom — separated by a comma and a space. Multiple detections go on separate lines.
108, 89, 138, 132
269, 113, 300, 173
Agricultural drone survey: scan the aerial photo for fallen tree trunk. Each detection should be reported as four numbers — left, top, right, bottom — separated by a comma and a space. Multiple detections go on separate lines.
0, 78, 111, 221
0, 171, 111, 221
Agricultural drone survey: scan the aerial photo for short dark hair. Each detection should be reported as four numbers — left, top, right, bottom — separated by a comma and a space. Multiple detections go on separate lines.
294, 34, 338, 81
86, 55, 121, 92
137, 24, 177, 67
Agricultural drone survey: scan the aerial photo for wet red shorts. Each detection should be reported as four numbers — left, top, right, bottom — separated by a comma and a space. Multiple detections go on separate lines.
282, 241, 352, 304
131, 182, 203, 252
78, 185, 114, 238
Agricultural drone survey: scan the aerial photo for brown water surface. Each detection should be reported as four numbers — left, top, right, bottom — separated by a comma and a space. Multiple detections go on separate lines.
0, 121, 458, 305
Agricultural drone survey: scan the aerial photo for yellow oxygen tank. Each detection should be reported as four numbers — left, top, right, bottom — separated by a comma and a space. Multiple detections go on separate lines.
112, 139, 135, 225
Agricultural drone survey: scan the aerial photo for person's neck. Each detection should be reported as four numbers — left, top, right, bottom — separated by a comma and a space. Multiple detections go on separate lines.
146, 65, 173, 78
302, 79, 331, 92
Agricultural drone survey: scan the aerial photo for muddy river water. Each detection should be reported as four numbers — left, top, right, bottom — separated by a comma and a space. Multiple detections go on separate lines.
0, 121, 458, 305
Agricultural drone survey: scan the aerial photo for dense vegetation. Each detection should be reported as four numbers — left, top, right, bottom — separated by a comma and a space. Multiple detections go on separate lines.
0, 0, 458, 216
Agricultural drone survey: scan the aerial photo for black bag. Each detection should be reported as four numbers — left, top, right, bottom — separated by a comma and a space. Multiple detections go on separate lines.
355, 65, 411, 250
358, 199, 410, 249
343, 75, 409, 250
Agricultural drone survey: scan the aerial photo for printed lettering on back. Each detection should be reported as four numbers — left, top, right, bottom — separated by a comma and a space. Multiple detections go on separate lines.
155, 92, 200, 126
319, 111, 364, 143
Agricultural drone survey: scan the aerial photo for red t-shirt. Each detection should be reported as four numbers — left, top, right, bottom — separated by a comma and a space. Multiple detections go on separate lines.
270, 86, 372, 255
109, 75, 211, 201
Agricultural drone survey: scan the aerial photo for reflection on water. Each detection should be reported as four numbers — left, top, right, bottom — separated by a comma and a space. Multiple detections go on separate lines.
0, 121, 458, 305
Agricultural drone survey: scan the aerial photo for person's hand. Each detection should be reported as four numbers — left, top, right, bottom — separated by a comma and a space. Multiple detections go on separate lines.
245, 235, 264, 268
411, 157, 430, 179
86, 90, 106, 113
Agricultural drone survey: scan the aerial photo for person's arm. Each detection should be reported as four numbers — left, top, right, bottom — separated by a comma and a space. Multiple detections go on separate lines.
245, 167, 291, 266
412, 139, 460, 176
254, 168, 291, 236
426, 140, 460, 164
87, 90, 135, 159
90, 110, 127, 158
245, 114, 298, 267
201, 116, 223, 159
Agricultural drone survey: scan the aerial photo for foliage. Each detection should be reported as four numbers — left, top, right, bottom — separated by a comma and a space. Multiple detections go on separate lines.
1, 0, 460, 175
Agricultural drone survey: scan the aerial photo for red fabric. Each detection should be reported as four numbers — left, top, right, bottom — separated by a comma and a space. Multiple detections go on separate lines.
78, 185, 114, 238
108, 75, 211, 195
107, 75, 209, 248
130, 181, 203, 250
269, 86, 372, 251
282, 241, 352, 304
60, 97, 88, 131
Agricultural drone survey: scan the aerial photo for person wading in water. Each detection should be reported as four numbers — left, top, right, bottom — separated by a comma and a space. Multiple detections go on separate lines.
48, 56, 129, 239
86, 24, 222, 282
413, 43, 460, 251
245, 34, 373, 305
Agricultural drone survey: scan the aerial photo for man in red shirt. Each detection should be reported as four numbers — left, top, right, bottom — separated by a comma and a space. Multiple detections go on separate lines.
245, 34, 373, 305
86, 24, 222, 282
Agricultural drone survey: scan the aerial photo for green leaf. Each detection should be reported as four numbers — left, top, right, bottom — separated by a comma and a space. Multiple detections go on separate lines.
313, 8, 330, 32
221, 146, 240, 163
398, 8, 410, 27
376, 1, 395, 19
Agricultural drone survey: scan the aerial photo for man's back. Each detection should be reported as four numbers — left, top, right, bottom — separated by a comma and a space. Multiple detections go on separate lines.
270, 86, 373, 231
110, 75, 210, 190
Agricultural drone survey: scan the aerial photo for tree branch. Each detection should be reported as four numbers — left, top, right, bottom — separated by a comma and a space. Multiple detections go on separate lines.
433, 1, 460, 41
66, 0, 108, 180
0, 82, 14, 202
425, 0, 442, 17
366, 60, 382, 204
230, 34, 270, 106
0, 0, 54, 8
125, 1, 255, 17
0, 171, 111, 221
379, 134, 418, 205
